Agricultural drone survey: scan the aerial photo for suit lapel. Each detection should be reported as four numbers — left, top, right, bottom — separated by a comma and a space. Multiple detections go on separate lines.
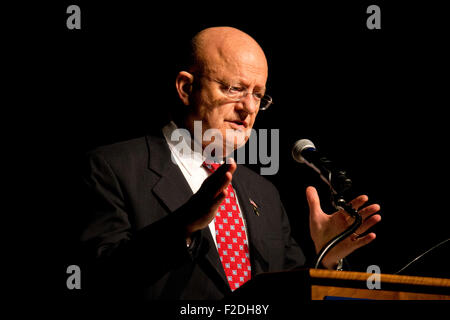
232, 166, 270, 274
146, 134, 193, 212
146, 134, 230, 291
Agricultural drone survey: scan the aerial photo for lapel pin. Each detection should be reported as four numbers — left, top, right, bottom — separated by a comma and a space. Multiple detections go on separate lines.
249, 198, 260, 216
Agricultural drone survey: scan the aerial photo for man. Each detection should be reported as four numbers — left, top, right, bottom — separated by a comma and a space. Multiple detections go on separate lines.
81, 26, 381, 300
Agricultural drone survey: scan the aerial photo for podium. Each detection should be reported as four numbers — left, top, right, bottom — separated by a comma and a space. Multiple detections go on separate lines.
230, 268, 450, 300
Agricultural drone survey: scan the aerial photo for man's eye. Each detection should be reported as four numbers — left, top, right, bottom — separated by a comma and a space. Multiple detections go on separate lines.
253, 92, 264, 100
229, 86, 244, 93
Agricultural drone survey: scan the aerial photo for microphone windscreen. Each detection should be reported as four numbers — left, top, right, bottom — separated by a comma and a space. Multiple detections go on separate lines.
292, 139, 316, 163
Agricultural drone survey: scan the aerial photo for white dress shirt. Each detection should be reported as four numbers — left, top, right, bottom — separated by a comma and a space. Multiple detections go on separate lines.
162, 121, 248, 249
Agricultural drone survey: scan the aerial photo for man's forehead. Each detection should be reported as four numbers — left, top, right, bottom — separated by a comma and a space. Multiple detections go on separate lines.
193, 27, 268, 75
202, 47, 268, 85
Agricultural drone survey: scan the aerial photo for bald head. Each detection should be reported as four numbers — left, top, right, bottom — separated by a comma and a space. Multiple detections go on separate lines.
175, 27, 269, 155
189, 27, 268, 79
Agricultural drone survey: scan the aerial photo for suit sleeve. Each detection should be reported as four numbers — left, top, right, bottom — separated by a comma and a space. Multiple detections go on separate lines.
278, 196, 347, 271
279, 197, 307, 270
80, 151, 201, 292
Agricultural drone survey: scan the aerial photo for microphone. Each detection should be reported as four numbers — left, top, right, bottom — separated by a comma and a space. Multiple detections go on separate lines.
293, 139, 361, 269
292, 139, 352, 194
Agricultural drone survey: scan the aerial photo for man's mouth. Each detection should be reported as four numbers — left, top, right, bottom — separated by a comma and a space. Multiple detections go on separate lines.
227, 120, 248, 130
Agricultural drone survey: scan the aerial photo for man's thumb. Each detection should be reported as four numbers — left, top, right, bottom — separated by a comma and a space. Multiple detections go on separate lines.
306, 186, 321, 214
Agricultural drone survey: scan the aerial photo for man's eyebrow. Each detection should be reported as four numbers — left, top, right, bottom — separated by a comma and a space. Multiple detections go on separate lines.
252, 84, 266, 94
256, 85, 266, 92
235, 79, 266, 92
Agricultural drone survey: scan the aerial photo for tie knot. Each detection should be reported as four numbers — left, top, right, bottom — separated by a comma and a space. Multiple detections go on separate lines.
202, 161, 221, 173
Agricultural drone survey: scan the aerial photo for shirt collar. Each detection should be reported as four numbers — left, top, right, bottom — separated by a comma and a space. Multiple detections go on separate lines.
162, 121, 206, 176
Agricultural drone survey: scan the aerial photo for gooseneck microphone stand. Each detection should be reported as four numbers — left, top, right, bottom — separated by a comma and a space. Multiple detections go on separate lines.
313, 171, 363, 269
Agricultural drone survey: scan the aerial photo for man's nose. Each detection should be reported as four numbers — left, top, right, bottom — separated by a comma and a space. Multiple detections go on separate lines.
239, 93, 259, 114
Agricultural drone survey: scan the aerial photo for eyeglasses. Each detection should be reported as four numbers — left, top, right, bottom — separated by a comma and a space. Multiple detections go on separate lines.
195, 74, 273, 110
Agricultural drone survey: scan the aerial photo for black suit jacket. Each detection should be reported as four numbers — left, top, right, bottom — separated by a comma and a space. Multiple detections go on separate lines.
80, 132, 306, 300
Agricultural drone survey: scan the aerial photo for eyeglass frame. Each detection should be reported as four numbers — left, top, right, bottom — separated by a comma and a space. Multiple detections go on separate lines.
191, 73, 274, 110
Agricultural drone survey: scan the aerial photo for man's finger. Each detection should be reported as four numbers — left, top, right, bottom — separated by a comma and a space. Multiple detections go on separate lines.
359, 204, 381, 219
355, 214, 381, 236
210, 158, 237, 177
349, 195, 369, 210
351, 232, 376, 248
212, 172, 232, 198
211, 189, 227, 211
202, 162, 235, 198
306, 186, 322, 216
204, 158, 236, 184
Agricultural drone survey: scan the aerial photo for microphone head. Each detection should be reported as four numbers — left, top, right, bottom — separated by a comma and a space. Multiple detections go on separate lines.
292, 139, 316, 163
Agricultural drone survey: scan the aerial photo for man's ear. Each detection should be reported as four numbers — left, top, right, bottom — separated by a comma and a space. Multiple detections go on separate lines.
175, 71, 194, 106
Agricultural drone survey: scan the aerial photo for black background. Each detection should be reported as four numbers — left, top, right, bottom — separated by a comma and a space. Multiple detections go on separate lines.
11, 0, 449, 313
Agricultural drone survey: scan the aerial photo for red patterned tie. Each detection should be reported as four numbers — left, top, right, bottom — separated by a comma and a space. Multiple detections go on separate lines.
203, 162, 251, 291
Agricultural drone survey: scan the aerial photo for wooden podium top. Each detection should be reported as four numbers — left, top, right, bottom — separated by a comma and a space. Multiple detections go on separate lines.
231, 268, 450, 300
308, 269, 450, 300
310, 268, 450, 287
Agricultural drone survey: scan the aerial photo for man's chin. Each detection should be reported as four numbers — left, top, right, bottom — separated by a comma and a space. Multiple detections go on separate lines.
224, 137, 248, 154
